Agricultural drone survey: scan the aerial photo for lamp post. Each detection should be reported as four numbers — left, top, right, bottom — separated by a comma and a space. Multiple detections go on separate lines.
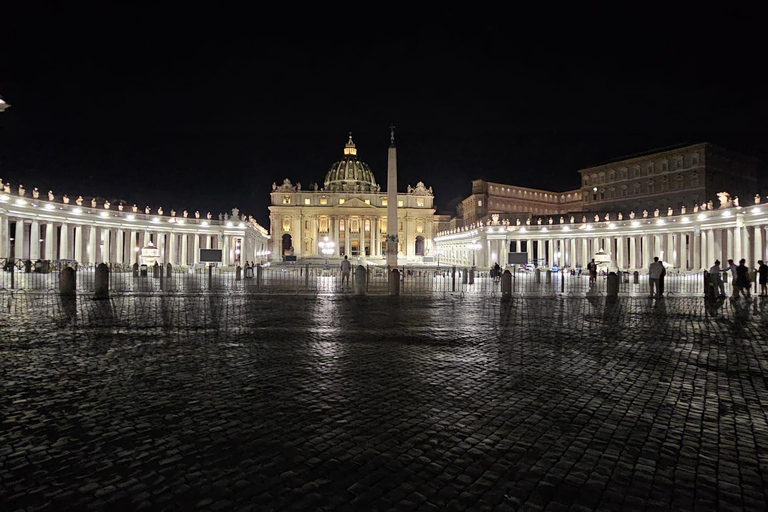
318, 236, 335, 266
466, 242, 481, 268
434, 249, 443, 268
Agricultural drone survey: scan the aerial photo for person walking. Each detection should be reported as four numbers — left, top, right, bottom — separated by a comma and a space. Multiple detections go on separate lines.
340, 255, 351, 288
758, 260, 768, 297
726, 258, 738, 296
493, 262, 501, 283
735, 258, 752, 300
649, 256, 664, 297
709, 260, 726, 297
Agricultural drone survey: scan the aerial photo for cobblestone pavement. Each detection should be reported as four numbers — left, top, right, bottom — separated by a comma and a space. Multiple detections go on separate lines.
2, 294, 768, 511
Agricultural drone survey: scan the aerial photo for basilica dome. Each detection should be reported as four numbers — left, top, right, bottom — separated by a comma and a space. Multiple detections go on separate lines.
324, 135, 378, 192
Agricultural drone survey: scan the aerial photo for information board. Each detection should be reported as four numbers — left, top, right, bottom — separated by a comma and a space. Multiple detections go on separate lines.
199, 249, 222, 263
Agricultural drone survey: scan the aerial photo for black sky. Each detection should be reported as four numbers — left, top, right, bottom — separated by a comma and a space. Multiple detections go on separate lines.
1, 8, 765, 226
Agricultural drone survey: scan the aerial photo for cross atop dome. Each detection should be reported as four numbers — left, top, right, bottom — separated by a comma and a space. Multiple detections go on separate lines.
344, 132, 357, 156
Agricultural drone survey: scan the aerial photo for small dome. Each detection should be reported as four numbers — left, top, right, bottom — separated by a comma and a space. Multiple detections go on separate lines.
324, 134, 378, 192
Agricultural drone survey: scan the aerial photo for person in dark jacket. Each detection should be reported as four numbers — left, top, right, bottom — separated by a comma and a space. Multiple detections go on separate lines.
758, 260, 768, 297
735, 258, 752, 300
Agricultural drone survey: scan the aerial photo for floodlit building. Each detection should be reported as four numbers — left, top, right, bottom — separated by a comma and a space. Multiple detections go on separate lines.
268, 135, 436, 263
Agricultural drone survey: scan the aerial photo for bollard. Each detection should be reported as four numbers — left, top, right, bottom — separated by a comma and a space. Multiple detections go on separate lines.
60, 267, 76, 296
501, 269, 512, 299
452, 266, 456, 292
132, 262, 139, 277
633, 271, 639, 284
305, 263, 310, 288
462, 268, 468, 284
9, 258, 14, 289
166, 263, 172, 277
208, 264, 213, 289
561, 269, 565, 293
354, 265, 367, 295
606, 272, 619, 296
389, 268, 400, 296
256, 264, 263, 289
468, 268, 475, 285
535, 268, 541, 283
94, 263, 109, 299
546, 270, 552, 284
25, 259, 32, 273
152, 263, 160, 278
236, 265, 242, 281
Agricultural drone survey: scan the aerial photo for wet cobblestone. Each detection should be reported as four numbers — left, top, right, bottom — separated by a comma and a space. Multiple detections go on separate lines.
1, 294, 768, 511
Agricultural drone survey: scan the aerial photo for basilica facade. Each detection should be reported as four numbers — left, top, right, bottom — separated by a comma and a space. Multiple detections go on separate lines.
268, 136, 436, 262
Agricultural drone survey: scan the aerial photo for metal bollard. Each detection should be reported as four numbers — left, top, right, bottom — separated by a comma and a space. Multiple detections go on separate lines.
354, 265, 366, 295
468, 268, 475, 285
633, 271, 639, 284
501, 270, 512, 299
166, 263, 172, 277
133, 263, 139, 278
94, 263, 109, 299
462, 268, 468, 284
208, 264, 213, 290
546, 270, 552, 284
389, 268, 400, 296
452, 266, 456, 292
60, 267, 76, 296
535, 268, 541, 283
9, 258, 14, 289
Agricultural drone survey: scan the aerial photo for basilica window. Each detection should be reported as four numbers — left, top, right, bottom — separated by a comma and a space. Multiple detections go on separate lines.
620, 185, 628, 197
304, 198, 310, 205
692, 153, 700, 165
380, 217, 386, 232
283, 195, 291, 204
583, 176, 589, 186
675, 156, 683, 169
339, 198, 345, 204
364, 199, 370, 205
633, 183, 640, 195
608, 170, 615, 181
381, 199, 388, 206
282, 217, 291, 232
305, 220, 309, 230
320, 197, 328, 205
319, 217, 329, 233
477, 200, 483, 207
417, 197, 424, 207
661, 160, 668, 172
364, 219, 371, 232
416, 219, 424, 233
398, 200, 404, 207
646, 163, 654, 175
351, 218, 359, 233
661, 178, 668, 191
340, 219, 345, 231
648, 179, 655, 193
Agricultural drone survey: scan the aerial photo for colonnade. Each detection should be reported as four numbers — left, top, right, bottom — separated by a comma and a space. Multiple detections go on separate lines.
435, 205, 768, 272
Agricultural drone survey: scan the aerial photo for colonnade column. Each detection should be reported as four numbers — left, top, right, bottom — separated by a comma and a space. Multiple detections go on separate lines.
74, 226, 83, 263
344, 216, 350, 257
222, 235, 230, 265
641, 235, 650, 270
580, 238, 588, 268
168, 233, 176, 265
0, 215, 7, 258
180, 234, 188, 265
44, 223, 55, 260
527, 239, 534, 265
101, 228, 111, 263
708, 230, 717, 268
755, 227, 764, 266
115, 229, 124, 264
14, 220, 25, 259
628, 236, 637, 270
677, 232, 687, 270
59, 223, 69, 260
693, 230, 701, 270
87, 226, 97, 264
29, 220, 40, 260
193, 235, 200, 264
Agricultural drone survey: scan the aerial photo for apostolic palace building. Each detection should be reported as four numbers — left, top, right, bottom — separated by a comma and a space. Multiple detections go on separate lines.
1, 136, 766, 275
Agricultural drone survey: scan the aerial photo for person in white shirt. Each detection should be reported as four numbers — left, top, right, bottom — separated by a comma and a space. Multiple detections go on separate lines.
709, 260, 726, 297
649, 256, 664, 297
726, 258, 738, 296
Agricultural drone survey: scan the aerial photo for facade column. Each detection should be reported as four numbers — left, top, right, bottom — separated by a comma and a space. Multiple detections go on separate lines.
87, 226, 97, 264
44, 223, 55, 260
629, 236, 637, 270
115, 229, 124, 264
168, 233, 177, 265
732, 227, 742, 262
0, 214, 7, 258
641, 234, 650, 270
580, 238, 588, 268
677, 232, 687, 270
693, 230, 701, 270
616, 237, 625, 269
30, 220, 41, 260
129, 231, 138, 264
59, 223, 69, 260
180, 234, 189, 265
755, 227, 764, 266
193, 234, 201, 264
143, 231, 151, 248
101, 228, 111, 263
528, 239, 534, 265
665, 233, 674, 267
14, 220, 25, 259
222, 235, 230, 265
74, 226, 83, 263
569, 238, 576, 267
708, 230, 717, 268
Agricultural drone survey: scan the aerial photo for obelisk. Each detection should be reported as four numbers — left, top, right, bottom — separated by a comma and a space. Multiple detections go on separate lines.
386, 125, 398, 268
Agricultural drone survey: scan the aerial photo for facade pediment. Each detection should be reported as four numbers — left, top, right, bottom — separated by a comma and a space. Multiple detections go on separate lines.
338, 198, 377, 208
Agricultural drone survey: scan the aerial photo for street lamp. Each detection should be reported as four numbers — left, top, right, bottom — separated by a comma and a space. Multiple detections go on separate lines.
434, 248, 444, 268
318, 236, 335, 265
466, 242, 482, 268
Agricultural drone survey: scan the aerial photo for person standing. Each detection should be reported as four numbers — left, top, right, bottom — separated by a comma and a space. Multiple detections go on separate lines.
649, 256, 664, 297
587, 259, 597, 286
340, 255, 351, 288
658, 259, 667, 295
493, 262, 501, 283
735, 258, 752, 300
758, 260, 768, 297
726, 258, 738, 296
709, 260, 726, 297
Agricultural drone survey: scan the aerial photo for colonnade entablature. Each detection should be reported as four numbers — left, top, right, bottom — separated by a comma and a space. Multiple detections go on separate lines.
434, 196, 768, 274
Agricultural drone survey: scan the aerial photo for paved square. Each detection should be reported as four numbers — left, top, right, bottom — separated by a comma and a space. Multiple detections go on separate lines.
1, 294, 768, 511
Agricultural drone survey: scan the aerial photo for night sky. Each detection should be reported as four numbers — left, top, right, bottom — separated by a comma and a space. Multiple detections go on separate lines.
1, 10, 765, 227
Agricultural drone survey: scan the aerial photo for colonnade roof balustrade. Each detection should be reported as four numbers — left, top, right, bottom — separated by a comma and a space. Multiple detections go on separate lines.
435, 198, 768, 242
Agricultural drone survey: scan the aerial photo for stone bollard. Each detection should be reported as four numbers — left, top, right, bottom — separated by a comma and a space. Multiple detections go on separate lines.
633, 271, 639, 284
535, 268, 541, 283
354, 265, 367, 295
305, 264, 310, 288
501, 270, 512, 299
468, 268, 475, 285
256, 264, 263, 288
546, 270, 552, 284
25, 259, 32, 273
133, 262, 139, 278
236, 265, 242, 281
462, 269, 468, 284
607, 272, 619, 296
94, 263, 109, 300
166, 263, 172, 277
152, 263, 160, 278
452, 266, 456, 292
59, 267, 76, 296
389, 268, 400, 296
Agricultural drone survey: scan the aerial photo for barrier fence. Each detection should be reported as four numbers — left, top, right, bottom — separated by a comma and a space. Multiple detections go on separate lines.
0, 258, 719, 297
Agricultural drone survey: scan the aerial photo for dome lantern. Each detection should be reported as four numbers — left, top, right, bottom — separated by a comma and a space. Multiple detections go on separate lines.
324, 133, 378, 192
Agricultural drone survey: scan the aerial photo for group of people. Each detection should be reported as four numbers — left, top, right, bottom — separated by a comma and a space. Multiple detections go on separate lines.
708, 258, 768, 299
243, 261, 258, 278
